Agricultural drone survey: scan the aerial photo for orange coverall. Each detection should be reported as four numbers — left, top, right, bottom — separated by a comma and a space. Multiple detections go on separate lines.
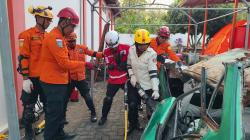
39, 27, 85, 84
18, 27, 47, 77
68, 44, 103, 81
150, 37, 180, 69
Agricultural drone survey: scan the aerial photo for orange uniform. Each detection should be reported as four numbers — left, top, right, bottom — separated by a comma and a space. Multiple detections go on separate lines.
68, 44, 103, 81
150, 37, 180, 68
39, 27, 84, 84
18, 27, 47, 77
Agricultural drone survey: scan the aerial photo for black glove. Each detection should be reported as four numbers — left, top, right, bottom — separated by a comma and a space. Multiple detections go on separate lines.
157, 55, 165, 63
118, 62, 127, 71
108, 64, 115, 70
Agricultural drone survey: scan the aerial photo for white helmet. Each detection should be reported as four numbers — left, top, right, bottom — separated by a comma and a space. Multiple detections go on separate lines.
105, 30, 119, 48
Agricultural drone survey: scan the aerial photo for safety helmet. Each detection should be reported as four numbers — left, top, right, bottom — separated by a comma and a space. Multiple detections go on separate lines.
158, 26, 170, 38
57, 7, 79, 25
66, 32, 77, 41
134, 29, 151, 44
28, 6, 53, 19
105, 30, 119, 48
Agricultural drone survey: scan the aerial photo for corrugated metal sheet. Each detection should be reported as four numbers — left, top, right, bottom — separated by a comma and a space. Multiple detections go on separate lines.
183, 48, 250, 94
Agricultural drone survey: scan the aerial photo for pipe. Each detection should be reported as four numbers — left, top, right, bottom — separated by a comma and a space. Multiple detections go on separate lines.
229, 0, 239, 50
201, 0, 208, 55
0, 1, 20, 139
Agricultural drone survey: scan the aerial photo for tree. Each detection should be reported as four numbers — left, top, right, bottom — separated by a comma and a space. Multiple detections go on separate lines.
115, 0, 167, 34
164, 1, 247, 48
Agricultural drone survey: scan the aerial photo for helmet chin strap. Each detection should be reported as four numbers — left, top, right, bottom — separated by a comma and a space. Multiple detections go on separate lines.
59, 19, 72, 36
36, 17, 47, 31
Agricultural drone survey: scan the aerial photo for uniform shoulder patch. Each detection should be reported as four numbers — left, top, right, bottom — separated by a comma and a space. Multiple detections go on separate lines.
56, 39, 63, 48
19, 39, 24, 47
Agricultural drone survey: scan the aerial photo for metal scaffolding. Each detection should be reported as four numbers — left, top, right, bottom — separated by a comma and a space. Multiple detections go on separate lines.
0, 1, 20, 139
85, 0, 250, 97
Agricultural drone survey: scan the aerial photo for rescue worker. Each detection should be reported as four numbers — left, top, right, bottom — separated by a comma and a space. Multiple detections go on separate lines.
98, 30, 130, 125
18, 6, 53, 140
150, 26, 183, 97
127, 29, 160, 133
39, 7, 84, 140
64, 32, 103, 123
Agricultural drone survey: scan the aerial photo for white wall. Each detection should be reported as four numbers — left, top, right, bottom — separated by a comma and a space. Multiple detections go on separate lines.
0, 56, 8, 133
24, 0, 82, 44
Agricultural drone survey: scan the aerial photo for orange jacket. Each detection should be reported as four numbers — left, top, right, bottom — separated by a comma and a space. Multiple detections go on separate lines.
18, 27, 47, 78
68, 44, 103, 81
150, 37, 180, 69
39, 27, 85, 84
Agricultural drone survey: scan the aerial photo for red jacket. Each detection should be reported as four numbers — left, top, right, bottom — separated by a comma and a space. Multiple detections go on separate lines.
104, 44, 130, 84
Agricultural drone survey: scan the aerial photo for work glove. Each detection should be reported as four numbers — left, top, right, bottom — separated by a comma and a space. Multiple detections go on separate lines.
130, 75, 137, 87
108, 64, 115, 70
86, 62, 94, 70
157, 55, 165, 63
23, 79, 33, 94
152, 90, 160, 100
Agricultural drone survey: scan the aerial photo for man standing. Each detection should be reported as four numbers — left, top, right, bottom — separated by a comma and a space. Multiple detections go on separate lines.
127, 29, 160, 133
64, 32, 103, 123
98, 30, 130, 125
39, 7, 84, 140
18, 6, 53, 140
150, 26, 183, 97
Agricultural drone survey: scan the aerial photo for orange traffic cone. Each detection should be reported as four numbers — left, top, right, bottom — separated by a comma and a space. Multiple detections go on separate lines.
70, 88, 79, 102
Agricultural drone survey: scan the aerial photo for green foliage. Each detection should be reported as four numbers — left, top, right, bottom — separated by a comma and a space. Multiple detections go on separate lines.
115, 0, 167, 34
165, 2, 247, 47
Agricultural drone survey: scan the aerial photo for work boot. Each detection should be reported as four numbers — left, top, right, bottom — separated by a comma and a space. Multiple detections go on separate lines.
127, 123, 143, 134
98, 117, 107, 125
55, 131, 76, 140
90, 112, 97, 123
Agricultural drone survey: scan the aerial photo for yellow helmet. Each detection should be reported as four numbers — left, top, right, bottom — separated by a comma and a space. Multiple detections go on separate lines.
28, 6, 53, 19
134, 29, 151, 44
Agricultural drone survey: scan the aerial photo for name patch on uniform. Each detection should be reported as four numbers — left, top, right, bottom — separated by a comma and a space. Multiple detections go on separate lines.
19, 39, 24, 47
56, 39, 63, 48
31, 36, 41, 40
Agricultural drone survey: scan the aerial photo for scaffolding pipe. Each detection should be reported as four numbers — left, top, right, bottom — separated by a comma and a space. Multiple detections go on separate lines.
194, 24, 198, 54
0, 1, 20, 139
201, 0, 208, 55
245, 8, 250, 49
87, 0, 98, 97
187, 9, 192, 50
110, 23, 195, 26
197, 9, 245, 24
230, 0, 239, 50
107, 3, 198, 24
95, 5, 246, 10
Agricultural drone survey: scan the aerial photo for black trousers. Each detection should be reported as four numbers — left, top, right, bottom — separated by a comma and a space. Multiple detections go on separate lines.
20, 77, 46, 130
64, 80, 96, 119
127, 82, 153, 126
40, 81, 67, 140
101, 83, 124, 118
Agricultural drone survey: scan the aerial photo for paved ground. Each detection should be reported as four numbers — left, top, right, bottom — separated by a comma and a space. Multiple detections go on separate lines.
25, 81, 147, 140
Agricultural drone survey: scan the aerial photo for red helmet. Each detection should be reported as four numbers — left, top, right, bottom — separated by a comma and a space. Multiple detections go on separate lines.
158, 26, 170, 38
57, 7, 79, 25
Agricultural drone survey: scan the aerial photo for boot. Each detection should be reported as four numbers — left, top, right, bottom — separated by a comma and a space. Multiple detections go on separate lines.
24, 127, 35, 140
98, 117, 107, 125
55, 131, 76, 140
90, 112, 97, 123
